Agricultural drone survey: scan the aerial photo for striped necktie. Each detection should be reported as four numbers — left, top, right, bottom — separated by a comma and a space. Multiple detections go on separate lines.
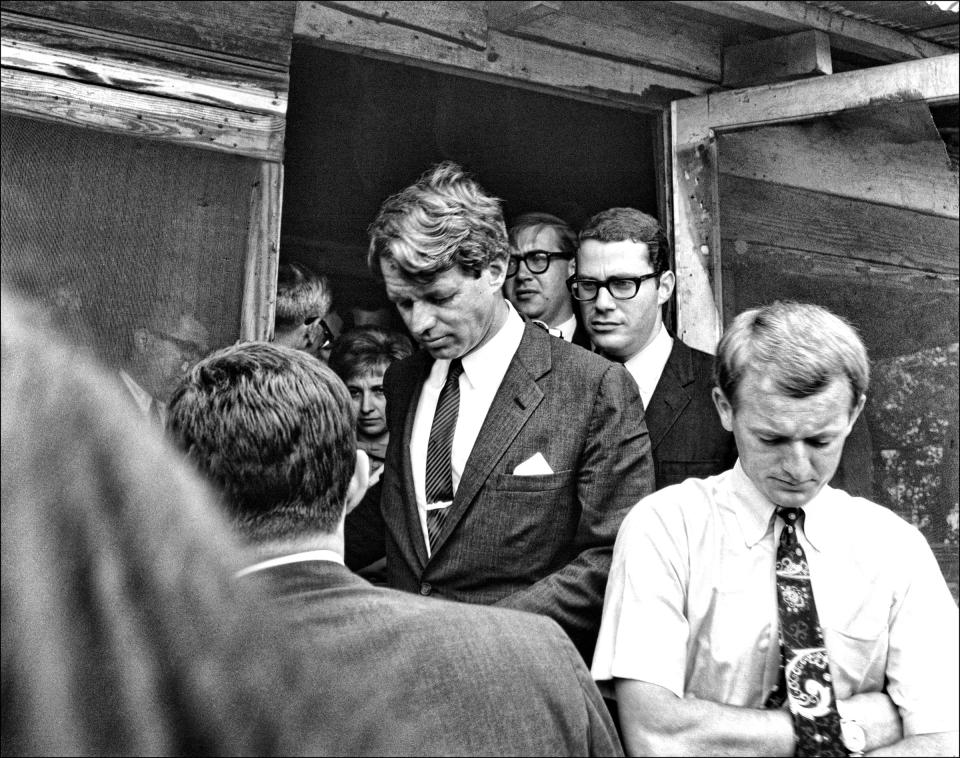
424, 359, 463, 554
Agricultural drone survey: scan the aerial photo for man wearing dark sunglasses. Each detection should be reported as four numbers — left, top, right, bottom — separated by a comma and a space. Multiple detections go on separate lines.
571, 207, 736, 491
502, 213, 590, 349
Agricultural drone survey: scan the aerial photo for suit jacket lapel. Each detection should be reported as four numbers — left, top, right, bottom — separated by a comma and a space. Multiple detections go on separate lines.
430, 323, 549, 555
645, 341, 695, 451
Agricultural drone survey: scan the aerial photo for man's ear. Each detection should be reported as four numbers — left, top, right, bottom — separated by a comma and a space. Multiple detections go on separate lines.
568, 258, 577, 278
487, 257, 508, 290
847, 393, 867, 433
345, 449, 370, 514
712, 386, 735, 433
657, 270, 676, 307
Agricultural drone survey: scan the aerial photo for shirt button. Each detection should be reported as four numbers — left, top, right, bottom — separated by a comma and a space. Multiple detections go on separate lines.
419, 582, 432, 596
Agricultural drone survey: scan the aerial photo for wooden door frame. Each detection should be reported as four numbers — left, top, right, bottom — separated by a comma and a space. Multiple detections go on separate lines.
670, 53, 959, 353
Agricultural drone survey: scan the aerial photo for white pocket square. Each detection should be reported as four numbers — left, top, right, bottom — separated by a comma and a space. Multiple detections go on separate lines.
513, 452, 554, 476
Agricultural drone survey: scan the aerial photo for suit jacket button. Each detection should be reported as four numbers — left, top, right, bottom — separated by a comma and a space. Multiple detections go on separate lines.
419, 582, 432, 596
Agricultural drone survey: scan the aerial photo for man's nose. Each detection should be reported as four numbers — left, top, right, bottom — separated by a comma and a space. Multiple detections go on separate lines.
409, 302, 436, 335
359, 391, 375, 413
593, 284, 616, 311
516, 263, 534, 282
781, 441, 812, 481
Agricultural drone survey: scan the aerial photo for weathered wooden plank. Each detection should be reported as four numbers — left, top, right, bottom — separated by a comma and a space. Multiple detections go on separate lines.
1, 10, 288, 106
670, 0, 953, 62
674, 53, 959, 146
504, 1, 722, 82
1, 67, 285, 161
487, 1, 560, 32
294, 0, 712, 110
722, 29, 830, 88
0, 0, 296, 67
241, 161, 283, 341
720, 238, 959, 360
1, 35, 286, 115
324, 1, 488, 49
718, 103, 959, 219
719, 173, 960, 275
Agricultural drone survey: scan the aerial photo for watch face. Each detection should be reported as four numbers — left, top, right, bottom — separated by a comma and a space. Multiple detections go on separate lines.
841, 720, 866, 753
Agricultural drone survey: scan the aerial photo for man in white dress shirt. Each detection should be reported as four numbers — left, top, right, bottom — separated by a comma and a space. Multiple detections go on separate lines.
572, 207, 736, 489
592, 301, 959, 756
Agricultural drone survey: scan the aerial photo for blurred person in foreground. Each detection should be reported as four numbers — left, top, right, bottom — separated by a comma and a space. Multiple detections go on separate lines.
0, 292, 331, 756
329, 325, 415, 488
166, 340, 624, 756
592, 301, 959, 756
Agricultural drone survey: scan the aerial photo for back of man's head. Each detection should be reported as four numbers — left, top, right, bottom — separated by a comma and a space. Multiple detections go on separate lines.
367, 162, 509, 281
579, 207, 671, 273
166, 342, 357, 541
715, 300, 870, 412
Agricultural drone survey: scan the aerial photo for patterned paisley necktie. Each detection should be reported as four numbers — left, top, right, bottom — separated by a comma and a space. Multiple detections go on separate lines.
424, 359, 463, 554
768, 506, 848, 757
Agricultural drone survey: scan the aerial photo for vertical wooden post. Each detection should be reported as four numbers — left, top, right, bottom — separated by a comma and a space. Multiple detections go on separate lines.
241, 161, 284, 341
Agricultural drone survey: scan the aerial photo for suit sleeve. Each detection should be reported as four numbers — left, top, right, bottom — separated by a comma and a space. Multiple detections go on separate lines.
494, 361, 655, 660
344, 480, 386, 570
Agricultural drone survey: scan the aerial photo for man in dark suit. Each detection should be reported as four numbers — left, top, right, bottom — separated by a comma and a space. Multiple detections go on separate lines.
166, 341, 624, 756
571, 207, 736, 489
502, 211, 591, 348
346, 163, 653, 662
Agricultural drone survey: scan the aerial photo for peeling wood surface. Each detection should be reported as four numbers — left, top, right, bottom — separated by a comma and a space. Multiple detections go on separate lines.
241, 161, 283, 341
0, 0, 296, 66
1, 66, 285, 161
324, 1, 489, 50
295, 0, 712, 110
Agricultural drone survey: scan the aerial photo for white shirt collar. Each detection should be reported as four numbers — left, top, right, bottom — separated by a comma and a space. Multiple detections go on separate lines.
555, 314, 578, 343
622, 323, 674, 409
458, 301, 525, 391
235, 549, 344, 578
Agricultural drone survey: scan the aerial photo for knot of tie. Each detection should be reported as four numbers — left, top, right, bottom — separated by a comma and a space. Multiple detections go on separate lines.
776, 505, 806, 530
446, 358, 464, 383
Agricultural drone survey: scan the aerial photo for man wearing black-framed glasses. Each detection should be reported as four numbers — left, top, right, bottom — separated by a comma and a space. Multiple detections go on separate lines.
273, 262, 342, 362
502, 213, 591, 349
572, 207, 736, 492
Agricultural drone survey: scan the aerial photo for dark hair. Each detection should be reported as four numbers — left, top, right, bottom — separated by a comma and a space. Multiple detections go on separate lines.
715, 301, 870, 411
328, 326, 414, 382
578, 207, 671, 274
367, 162, 509, 281
1, 293, 297, 755
508, 212, 577, 255
167, 342, 357, 540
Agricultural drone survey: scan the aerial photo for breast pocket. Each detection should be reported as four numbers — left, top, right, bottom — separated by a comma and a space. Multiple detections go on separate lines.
491, 469, 575, 492
818, 585, 890, 696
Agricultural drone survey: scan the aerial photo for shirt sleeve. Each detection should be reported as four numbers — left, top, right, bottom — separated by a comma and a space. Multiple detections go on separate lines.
591, 496, 691, 697
884, 525, 960, 736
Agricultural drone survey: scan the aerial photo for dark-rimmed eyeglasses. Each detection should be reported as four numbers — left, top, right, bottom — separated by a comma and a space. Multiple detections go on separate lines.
506, 250, 574, 278
566, 272, 660, 302
303, 316, 335, 349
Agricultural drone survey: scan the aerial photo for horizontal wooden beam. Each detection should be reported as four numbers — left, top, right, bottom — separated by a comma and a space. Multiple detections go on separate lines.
501, 1, 722, 83
719, 173, 960, 276
324, 1, 488, 49
723, 29, 830, 87
675, 53, 960, 144
1, 35, 286, 115
487, 1, 561, 32
0, 66, 285, 161
670, 0, 953, 63
295, 0, 712, 110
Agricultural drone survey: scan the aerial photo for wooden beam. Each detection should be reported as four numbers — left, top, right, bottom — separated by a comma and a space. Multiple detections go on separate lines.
718, 173, 960, 276
504, 1, 722, 83
323, 1, 488, 49
670, 0, 953, 63
675, 53, 960, 145
294, 0, 712, 111
723, 29, 830, 87
241, 161, 283, 341
718, 104, 959, 219
1, 35, 286, 115
1, 0, 297, 67
0, 66, 285, 161
487, 1, 561, 32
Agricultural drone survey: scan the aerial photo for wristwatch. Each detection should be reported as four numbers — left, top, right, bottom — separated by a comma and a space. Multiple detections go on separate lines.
840, 718, 866, 757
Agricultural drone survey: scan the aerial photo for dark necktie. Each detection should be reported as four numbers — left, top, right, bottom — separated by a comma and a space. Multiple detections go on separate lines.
769, 506, 848, 757
424, 359, 463, 553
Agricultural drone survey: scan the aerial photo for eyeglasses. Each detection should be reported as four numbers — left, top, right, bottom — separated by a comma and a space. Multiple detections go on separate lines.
566, 272, 660, 302
304, 316, 335, 349
506, 250, 573, 278
146, 328, 205, 361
